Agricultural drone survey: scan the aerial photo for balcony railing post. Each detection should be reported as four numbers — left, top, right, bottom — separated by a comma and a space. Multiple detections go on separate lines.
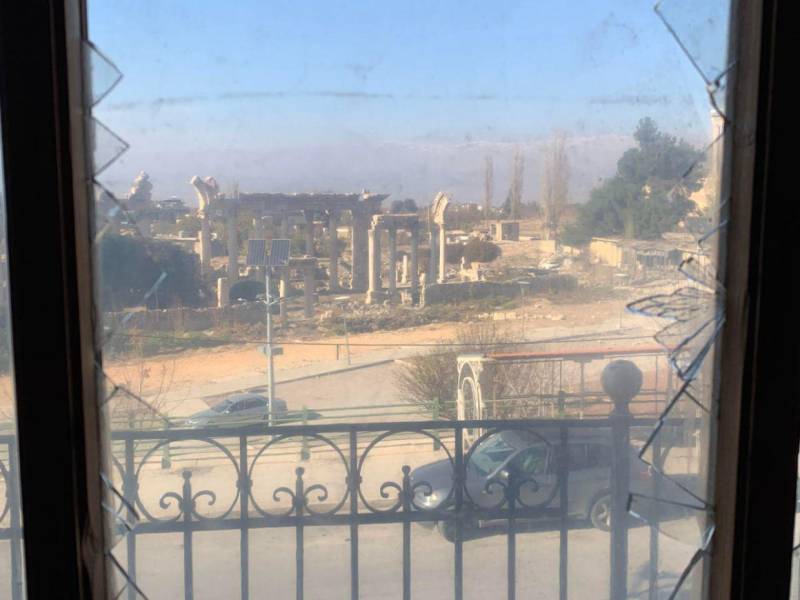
558, 426, 569, 600
123, 437, 137, 600
401, 465, 412, 600
602, 360, 642, 600
181, 470, 194, 600
239, 435, 251, 600
8, 438, 23, 600
295, 467, 305, 600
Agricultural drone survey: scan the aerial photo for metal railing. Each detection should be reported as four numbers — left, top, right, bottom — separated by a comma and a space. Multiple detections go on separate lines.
1, 384, 685, 600
0, 436, 24, 600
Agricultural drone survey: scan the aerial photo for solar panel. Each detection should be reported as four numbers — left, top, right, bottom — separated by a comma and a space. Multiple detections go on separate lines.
267, 239, 291, 267
246, 239, 268, 266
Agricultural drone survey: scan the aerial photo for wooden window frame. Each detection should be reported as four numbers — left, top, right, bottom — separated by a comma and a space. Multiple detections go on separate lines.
0, 1, 794, 598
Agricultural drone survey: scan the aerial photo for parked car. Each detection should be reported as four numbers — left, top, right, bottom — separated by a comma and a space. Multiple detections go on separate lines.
185, 393, 287, 428
410, 429, 658, 540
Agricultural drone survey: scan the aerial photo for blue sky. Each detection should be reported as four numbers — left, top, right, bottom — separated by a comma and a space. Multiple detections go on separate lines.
88, 0, 730, 204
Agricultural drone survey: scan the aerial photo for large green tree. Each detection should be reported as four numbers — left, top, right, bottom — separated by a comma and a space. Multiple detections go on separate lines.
99, 234, 207, 310
562, 118, 702, 245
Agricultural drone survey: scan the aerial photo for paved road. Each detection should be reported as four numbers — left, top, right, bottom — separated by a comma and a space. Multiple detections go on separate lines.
160, 321, 655, 421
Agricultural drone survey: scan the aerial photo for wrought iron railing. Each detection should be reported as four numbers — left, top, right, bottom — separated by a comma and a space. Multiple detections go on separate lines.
2, 385, 686, 600
0, 435, 23, 600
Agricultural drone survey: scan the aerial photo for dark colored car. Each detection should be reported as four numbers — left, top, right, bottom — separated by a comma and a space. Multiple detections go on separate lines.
185, 393, 287, 428
410, 429, 655, 540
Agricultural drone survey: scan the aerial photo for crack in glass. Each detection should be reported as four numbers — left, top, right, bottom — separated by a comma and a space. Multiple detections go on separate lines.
620, 3, 736, 596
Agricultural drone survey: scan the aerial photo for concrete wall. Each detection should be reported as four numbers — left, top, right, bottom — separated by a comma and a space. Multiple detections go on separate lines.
420, 274, 577, 306
589, 238, 622, 267
529, 239, 557, 254
105, 302, 266, 333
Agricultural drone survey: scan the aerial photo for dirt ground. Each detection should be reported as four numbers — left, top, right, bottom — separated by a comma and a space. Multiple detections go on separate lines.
1, 291, 650, 414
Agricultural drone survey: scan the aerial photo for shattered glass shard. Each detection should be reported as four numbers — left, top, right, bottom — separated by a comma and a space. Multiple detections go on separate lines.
656, 310, 724, 381
627, 287, 711, 321
90, 118, 129, 175
654, 0, 733, 86
628, 492, 712, 549
85, 41, 123, 107
93, 182, 149, 240
640, 414, 713, 502
108, 551, 149, 599
677, 257, 720, 293
666, 548, 708, 600
99, 370, 123, 407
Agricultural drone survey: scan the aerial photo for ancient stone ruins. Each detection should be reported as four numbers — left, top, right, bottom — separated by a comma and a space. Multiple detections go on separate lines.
186, 177, 465, 316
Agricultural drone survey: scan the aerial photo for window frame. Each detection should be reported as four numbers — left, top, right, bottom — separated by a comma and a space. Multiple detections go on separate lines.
0, 1, 794, 598
709, 0, 797, 597
0, 1, 105, 597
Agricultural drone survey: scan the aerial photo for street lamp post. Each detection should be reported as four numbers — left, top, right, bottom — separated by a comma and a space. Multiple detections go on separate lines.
517, 280, 532, 338
247, 239, 291, 428
265, 267, 276, 426
334, 295, 351, 365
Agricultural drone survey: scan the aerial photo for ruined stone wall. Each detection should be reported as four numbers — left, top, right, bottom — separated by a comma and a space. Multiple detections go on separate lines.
105, 302, 266, 333
419, 274, 577, 306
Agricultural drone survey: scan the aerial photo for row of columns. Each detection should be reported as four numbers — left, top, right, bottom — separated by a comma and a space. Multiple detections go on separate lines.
216, 206, 437, 310
303, 209, 370, 293
367, 224, 419, 304
217, 206, 375, 295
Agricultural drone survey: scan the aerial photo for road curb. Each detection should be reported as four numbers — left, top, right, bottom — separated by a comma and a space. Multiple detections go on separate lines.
276, 358, 396, 385
200, 358, 397, 400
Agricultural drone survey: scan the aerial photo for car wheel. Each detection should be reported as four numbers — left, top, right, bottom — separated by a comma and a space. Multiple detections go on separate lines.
437, 518, 478, 542
589, 495, 612, 531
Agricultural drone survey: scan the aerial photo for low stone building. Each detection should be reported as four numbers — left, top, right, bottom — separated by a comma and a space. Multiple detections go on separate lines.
588, 236, 694, 273
489, 220, 520, 241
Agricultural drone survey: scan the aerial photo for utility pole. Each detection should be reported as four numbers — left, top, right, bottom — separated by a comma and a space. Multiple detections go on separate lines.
510, 149, 525, 221
484, 156, 493, 227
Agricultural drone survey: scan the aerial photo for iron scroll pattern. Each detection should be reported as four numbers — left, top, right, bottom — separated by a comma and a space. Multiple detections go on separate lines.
105, 418, 646, 600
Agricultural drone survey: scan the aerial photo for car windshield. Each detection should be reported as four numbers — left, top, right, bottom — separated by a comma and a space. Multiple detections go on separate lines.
471, 435, 515, 476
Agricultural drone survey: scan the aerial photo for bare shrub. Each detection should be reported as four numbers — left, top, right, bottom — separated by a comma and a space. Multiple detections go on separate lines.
107, 338, 176, 431
395, 322, 518, 418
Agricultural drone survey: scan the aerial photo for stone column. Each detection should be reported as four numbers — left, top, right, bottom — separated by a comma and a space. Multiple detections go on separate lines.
226, 208, 239, 284
401, 254, 409, 284
199, 218, 212, 274
303, 266, 315, 318
304, 210, 315, 256
428, 227, 438, 283
410, 225, 420, 302
367, 226, 382, 304
350, 212, 369, 292
216, 277, 229, 308
328, 211, 339, 291
279, 267, 290, 320
438, 224, 447, 283
387, 226, 397, 296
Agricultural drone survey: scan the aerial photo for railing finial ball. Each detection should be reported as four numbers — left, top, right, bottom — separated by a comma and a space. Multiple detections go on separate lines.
601, 359, 643, 411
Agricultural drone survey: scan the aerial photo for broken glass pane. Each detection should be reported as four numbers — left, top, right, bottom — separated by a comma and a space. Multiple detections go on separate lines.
655, 0, 733, 86
81, 1, 736, 598
85, 41, 123, 107
628, 492, 712, 550
91, 118, 129, 176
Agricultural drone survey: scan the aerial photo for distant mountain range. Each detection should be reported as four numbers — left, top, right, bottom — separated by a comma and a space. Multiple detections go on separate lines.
101, 133, 637, 207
